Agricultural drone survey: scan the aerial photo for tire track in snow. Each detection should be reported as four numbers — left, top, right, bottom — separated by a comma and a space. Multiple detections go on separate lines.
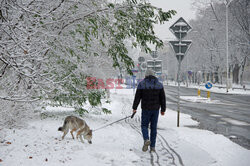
157, 133, 184, 166
122, 97, 184, 166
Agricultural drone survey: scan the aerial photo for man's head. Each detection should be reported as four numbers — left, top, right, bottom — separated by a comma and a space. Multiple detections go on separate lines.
145, 69, 154, 77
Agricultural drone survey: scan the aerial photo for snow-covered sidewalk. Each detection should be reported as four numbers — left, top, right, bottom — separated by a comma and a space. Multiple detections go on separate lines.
0, 89, 250, 166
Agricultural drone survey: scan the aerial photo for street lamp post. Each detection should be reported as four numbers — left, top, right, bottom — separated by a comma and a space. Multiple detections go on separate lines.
225, 0, 235, 92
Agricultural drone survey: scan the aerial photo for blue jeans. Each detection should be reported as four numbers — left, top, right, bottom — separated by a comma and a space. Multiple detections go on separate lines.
141, 110, 159, 147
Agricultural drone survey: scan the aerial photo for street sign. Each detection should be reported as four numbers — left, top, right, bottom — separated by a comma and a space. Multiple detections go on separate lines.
138, 56, 145, 63
169, 17, 192, 40
169, 40, 192, 62
150, 51, 158, 59
205, 82, 213, 89
147, 60, 162, 73
169, 17, 192, 127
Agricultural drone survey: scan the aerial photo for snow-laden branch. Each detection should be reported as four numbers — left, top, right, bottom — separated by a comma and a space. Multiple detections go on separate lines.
0, 96, 40, 102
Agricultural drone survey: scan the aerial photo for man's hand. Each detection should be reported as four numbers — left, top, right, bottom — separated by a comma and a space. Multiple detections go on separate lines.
131, 110, 137, 118
161, 111, 165, 116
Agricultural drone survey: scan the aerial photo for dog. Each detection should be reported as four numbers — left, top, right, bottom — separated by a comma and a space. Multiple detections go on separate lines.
58, 116, 92, 144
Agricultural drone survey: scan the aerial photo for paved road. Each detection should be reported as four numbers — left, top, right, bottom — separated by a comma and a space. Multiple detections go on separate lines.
165, 85, 250, 150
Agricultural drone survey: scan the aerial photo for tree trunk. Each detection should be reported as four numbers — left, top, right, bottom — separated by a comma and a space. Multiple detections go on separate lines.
240, 57, 247, 85
214, 66, 219, 83
232, 64, 240, 84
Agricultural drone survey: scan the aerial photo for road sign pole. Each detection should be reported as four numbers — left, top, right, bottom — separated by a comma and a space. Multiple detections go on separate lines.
154, 59, 155, 74
177, 57, 181, 127
141, 68, 143, 79
177, 32, 182, 127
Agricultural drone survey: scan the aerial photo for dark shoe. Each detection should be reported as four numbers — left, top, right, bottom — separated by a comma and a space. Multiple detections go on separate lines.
142, 140, 151, 152
150, 147, 156, 153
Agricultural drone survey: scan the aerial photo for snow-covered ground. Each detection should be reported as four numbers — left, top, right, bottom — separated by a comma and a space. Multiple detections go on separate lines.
180, 96, 220, 104
1, 88, 250, 166
165, 81, 250, 95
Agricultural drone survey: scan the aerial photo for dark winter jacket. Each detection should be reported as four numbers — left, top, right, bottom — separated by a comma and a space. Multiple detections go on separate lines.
132, 76, 166, 112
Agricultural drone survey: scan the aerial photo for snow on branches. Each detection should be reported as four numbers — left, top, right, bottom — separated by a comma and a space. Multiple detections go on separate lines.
0, 0, 176, 113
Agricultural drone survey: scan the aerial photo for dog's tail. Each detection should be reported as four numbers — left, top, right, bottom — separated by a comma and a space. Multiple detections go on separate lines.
58, 120, 67, 131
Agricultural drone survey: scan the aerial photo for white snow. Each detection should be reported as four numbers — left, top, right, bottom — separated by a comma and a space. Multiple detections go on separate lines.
1, 88, 250, 166
179, 96, 238, 107
180, 96, 221, 104
165, 81, 250, 95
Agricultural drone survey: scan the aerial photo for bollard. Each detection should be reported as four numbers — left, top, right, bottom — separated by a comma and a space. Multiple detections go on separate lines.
243, 85, 246, 91
207, 91, 210, 99
198, 89, 201, 97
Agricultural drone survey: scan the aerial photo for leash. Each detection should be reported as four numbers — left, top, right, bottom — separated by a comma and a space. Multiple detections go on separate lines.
93, 112, 136, 132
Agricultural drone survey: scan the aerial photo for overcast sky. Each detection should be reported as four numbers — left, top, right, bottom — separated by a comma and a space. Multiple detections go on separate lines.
149, 0, 197, 40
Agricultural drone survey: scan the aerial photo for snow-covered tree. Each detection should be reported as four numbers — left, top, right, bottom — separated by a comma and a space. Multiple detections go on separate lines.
0, 0, 176, 116
229, 0, 249, 84
187, 0, 249, 84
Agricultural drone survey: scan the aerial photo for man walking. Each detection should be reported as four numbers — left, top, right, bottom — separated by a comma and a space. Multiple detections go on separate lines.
132, 69, 166, 152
